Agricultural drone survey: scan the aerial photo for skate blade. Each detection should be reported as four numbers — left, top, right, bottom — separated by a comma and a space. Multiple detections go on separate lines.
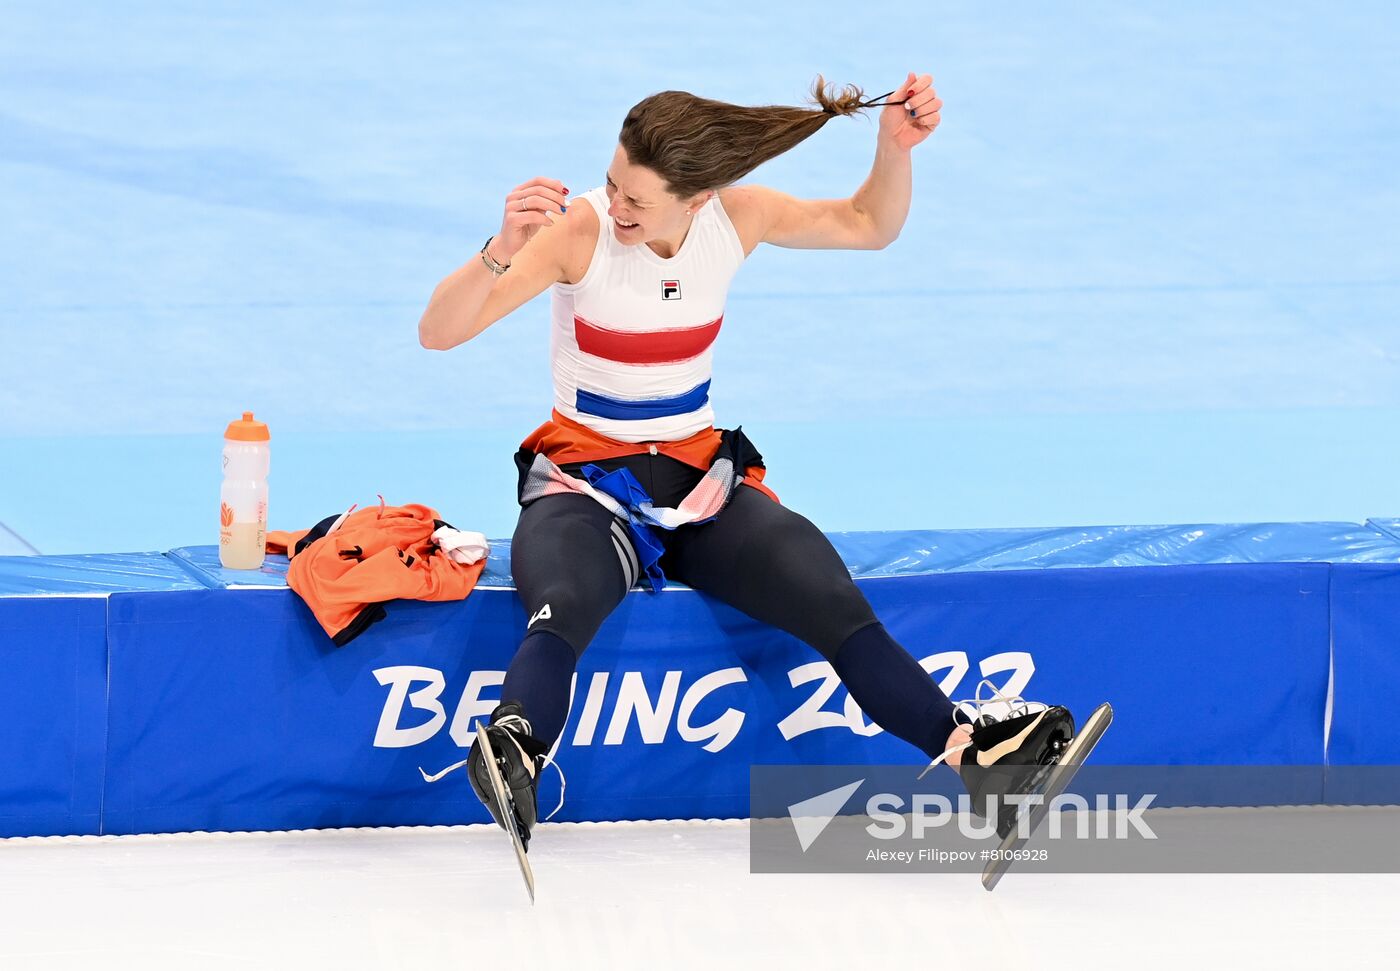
981, 702, 1114, 892
475, 723, 537, 904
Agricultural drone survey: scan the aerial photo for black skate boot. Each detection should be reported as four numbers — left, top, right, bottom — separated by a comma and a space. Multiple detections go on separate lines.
468, 702, 550, 850
926, 680, 1076, 840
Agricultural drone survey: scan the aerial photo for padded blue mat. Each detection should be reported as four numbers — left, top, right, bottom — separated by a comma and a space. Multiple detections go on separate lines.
4, 521, 1399, 596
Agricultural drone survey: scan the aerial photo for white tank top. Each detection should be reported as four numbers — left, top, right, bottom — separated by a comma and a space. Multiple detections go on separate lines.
549, 185, 747, 442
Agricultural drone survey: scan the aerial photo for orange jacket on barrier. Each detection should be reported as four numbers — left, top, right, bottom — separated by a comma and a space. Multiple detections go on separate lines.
266, 501, 485, 646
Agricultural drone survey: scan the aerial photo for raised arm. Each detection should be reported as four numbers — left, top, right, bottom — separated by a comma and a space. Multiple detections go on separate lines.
723, 72, 942, 253
418, 177, 576, 351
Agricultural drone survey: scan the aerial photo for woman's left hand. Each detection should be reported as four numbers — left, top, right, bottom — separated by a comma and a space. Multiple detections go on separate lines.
879, 71, 942, 151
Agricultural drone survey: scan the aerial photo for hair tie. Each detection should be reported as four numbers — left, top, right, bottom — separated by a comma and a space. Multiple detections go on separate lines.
819, 89, 909, 115
856, 88, 909, 110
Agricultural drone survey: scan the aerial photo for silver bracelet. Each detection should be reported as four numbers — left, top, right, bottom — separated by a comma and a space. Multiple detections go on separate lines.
479, 236, 510, 277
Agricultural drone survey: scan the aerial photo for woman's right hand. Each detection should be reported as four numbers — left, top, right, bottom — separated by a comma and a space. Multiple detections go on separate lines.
492, 177, 570, 263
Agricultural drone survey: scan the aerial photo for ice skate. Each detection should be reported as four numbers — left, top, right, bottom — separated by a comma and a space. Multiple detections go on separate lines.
921, 680, 1114, 888
468, 702, 550, 849
469, 703, 558, 902
921, 680, 1071, 830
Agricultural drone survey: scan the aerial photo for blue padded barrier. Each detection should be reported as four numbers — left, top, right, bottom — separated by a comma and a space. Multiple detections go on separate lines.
0, 552, 203, 596
1327, 565, 1400, 778
1366, 518, 1400, 545
165, 542, 516, 590
1, 519, 1398, 835
102, 587, 521, 834
99, 561, 1331, 832
0, 596, 109, 836
167, 519, 1400, 589
165, 546, 292, 589
828, 522, 1400, 575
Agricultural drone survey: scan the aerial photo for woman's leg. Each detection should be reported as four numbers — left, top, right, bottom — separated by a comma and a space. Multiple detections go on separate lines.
662, 485, 958, 761
504, 492, 635, 746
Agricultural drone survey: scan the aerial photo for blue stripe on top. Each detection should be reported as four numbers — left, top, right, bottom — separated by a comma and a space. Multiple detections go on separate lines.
575, 380, 712, 421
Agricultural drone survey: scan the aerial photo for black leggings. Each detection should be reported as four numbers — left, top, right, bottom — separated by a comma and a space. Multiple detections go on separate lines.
503, 450, 956, 760
511, 452, 879, 660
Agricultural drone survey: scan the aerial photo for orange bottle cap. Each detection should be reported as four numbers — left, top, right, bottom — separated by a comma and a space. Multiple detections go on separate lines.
225, 411, 270, 442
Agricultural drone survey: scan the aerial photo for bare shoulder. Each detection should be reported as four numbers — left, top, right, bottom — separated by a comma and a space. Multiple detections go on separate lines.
551, 194, 600, 285
716, 184, 776, 257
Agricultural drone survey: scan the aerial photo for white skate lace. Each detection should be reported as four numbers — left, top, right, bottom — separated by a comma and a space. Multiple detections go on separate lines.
493, 713, 568, 821
916, 678, 1049, 780
418, 713, 568, 822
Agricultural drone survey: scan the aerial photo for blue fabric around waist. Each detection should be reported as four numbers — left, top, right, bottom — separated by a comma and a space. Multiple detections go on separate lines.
579, 463, 668, 592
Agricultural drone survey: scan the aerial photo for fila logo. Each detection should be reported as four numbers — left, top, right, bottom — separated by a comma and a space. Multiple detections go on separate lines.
661, 279, 682, 300
528, 603, 552, 627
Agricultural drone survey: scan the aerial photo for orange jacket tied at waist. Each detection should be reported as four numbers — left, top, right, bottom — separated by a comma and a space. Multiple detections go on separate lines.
266, 499, 485, 646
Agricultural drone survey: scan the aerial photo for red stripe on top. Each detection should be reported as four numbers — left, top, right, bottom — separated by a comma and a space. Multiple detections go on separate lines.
574, 314, 722, 365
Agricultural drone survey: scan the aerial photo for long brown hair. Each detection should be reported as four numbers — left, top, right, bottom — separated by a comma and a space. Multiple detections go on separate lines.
618, 76, 876, 198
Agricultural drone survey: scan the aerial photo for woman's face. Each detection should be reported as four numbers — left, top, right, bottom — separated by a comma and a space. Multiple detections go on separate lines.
604, 144, 708, 246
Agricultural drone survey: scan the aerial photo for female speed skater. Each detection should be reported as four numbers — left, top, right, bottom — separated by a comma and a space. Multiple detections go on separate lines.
418, 72, 1081, 847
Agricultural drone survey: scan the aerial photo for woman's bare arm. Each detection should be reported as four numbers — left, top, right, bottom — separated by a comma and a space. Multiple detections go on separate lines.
720, 72, 942, 254
418, 177, 578, 351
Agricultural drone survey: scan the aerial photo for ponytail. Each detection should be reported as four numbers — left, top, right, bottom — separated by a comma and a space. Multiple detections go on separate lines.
618, 76, 904, 198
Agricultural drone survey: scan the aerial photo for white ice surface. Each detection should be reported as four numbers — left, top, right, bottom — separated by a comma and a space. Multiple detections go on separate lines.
1, 819, 1396, 970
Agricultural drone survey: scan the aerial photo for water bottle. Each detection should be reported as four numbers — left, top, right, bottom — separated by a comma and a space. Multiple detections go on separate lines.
220, 411, 270, 570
